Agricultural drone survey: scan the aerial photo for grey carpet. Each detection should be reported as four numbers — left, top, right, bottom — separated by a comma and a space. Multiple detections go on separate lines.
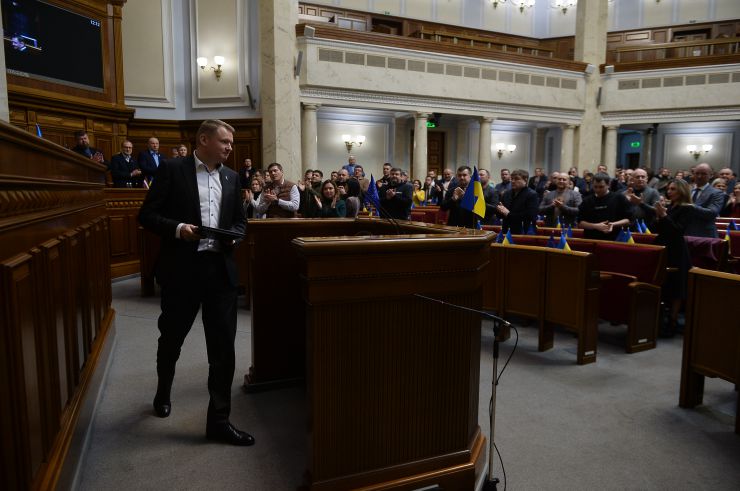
75, 278, 740, 490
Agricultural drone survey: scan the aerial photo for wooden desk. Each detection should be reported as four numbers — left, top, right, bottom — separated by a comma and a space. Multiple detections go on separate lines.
248, 218, 492, 489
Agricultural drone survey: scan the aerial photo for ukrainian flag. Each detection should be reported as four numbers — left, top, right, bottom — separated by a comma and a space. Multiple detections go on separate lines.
460, 167, 486, 219
556, 234, 572, 252
502, 230, 514, 245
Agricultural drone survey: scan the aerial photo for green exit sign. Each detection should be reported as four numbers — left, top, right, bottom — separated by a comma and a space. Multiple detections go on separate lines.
426, 121, 437, 128
630, 141, 641, 148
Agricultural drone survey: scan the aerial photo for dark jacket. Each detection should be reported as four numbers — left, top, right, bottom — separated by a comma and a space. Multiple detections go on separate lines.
497, 187, 539, 234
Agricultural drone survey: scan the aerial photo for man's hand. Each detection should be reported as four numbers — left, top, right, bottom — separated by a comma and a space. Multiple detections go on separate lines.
594, 221, 613, 233
92, 152, 104, 163
314, 195, 322, 209
131, 168, 142, 177
496, 203, 510, 217
180, 224, 201, 241
654, 201, 667, 219
625, 188, 642, 205
385, 188, 397, 199
337, 185, 347, 197
452, 187, 464, 201
553, 198, 564, 208
263, 190, 278, 203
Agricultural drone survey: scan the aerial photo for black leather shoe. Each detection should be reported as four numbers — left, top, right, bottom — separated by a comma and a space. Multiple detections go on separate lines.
206, 422, 255, 446
153, 399, 171, 418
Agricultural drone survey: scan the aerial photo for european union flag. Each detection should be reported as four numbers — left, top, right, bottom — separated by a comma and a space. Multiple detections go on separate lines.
460, 167, 486, 219
365, 174, 381, 216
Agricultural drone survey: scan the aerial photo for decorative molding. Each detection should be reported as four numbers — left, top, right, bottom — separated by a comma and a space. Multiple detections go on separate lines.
124, 0, 176, 108
301, 87, 584, 124
190, 0, 248, 108
602, 106, 740, 125
0, 188, 104, 222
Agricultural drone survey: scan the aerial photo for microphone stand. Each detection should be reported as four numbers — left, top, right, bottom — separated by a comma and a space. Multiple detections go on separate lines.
413, 294, 508, 491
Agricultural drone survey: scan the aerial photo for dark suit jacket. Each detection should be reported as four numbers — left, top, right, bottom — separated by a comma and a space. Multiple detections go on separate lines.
497, 187, 539, 234
686, 185, 725, 237
138, 156, 246, 287
138, 150, 165, 179
109, 153, 141, 187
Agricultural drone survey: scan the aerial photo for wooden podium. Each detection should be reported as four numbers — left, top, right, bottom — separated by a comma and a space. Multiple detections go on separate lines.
246, 218, 492, 490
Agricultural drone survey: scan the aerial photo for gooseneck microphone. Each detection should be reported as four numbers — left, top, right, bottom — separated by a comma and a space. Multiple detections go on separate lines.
413, 294, 511, 327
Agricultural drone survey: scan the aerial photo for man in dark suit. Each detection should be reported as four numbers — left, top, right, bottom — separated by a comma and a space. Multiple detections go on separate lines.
138, 120, 253, 446
138, 136, 164, 180
109, 140, 142, 187
441, 165, 483, 229
71, 130, 106, 166
686, 162, 725, 237
495, 169, 539, 234
379, 167, 413, 220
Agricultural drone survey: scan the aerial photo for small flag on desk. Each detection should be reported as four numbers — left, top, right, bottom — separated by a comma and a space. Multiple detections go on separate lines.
729, 219, 738, 231
556, 234, 571, 252
725, 223, 732, 242
502, 230, 514, 245
566, 224, 573, 238
618, 228, 635, 244
460, 167, 486, 219
36, 124, 42, 137
476, 220, 482, 230
546, 232, 556, 248
365, 174, 381, 216
495, 230, 504, 243
641, 219, 651, 234
555, 216, 562, 230
615, 228, 626, 242
527, 222, 537, 235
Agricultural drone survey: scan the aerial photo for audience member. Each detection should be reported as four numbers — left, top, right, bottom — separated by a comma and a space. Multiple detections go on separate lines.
341, 155, 357, 176
336, 169, 361, 203
712, 178, 730, 212
377, 163, 392, 187
354, 165, 370, 196
434, 168, 455, 197
297, 169, 320, 217
478, 169, 500, 225
648, 167, 671, 195
653, 179, 694, 337
494, 168, 512, 195
578, 172, 632, 240
255, 162, 299, 218
623, 168, 661, 230
539, 172, 582, 227
718, 167, 736, 193
412, 179, 425, 206
138, 137, 164, 180
422, 175, 439, 204
686, 163, 725, 237
310, 180, 346, 218
496, 169, 538, 234
567, 166, 586, 191
239, 158, 255, 189
721, 182, 740, 217
71, 130, 106, 165
170, 147, 180, 158
441, 166, 479, 229
177, 144, 188, 157
580, 172, 594, 199
330, 171, 339, 182
244, 176, 263, 218
379, 167, 413, 219
109, 140, 142, 187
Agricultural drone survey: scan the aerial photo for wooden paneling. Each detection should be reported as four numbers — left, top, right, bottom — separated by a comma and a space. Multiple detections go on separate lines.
0, 116, 114, 489
105, 189, 147, 278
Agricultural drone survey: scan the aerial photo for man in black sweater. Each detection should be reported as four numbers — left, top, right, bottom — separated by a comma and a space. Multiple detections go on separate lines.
379, 167, 413, 220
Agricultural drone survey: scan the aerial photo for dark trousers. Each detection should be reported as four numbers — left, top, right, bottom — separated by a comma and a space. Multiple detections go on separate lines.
156, 251, 237, 424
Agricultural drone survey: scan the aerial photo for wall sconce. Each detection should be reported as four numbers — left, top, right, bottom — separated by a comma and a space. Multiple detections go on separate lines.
553, 0, 577, 14
687, 144, 712, 160
197, 56, 225, 81
342, 134, 365, 153
513, 0, 535, 13
495, 143, 517, 159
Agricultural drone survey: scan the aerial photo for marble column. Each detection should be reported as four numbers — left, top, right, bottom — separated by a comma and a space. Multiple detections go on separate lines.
260, 0, 301, 178
604, 125, 619, 175
456, 119, 470, 167
394, 116, 410, 169
643, 128, 654, 169
560, 124, 576, 172
573, 0, 608, 170
478, 117, 494, 171
301, 103, 319, 172
413, 113, 429, 180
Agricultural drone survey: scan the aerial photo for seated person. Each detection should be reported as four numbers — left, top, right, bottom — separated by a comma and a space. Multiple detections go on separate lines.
309, 180, 347, 218
379, 167, 413, 220
578, 173, 632, 240
539, 172, 581, 227
495, 169, 539, 234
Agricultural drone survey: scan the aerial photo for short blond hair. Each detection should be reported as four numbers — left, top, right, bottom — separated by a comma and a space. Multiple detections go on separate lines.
196, 119, 235, 143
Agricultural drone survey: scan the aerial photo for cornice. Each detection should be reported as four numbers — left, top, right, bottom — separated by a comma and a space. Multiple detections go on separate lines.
601, 106, 740, 124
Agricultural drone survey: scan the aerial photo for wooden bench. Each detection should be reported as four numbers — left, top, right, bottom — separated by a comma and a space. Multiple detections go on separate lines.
485, 244, 599, 364
490, 235, 666, 353
679, 268, 740, 434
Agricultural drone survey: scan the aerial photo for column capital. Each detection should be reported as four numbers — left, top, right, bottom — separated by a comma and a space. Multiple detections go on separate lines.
480, 116, 495, 124
563, 124, 578, 130
302, 103, 320, 111
415, 112, 430, 120
604, 124, 619, 131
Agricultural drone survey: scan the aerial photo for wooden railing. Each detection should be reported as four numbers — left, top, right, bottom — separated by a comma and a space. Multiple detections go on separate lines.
297, 23, 588, 73
614, 37, 740, 63
412, 27, 554, 58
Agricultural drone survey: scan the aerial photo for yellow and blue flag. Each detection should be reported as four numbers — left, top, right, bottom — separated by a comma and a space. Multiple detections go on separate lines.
365, 174, 381, 216
617, 228, 635, 244
460, 167, 486, 219
729, 219, 738, 231
546, 232, 556, 248
556, 233, 571, 252
502, 230, 514, 245
641, 219, 651, 234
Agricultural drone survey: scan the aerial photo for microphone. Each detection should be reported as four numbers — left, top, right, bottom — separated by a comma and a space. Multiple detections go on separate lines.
413, 293, 511, 327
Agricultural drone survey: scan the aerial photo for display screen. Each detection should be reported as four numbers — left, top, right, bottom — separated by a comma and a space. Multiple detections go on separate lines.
2, 0, 104, 90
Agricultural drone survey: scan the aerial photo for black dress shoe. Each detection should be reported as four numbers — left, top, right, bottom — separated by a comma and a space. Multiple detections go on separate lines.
153, 399, 171, 418
206, 422, 255, 446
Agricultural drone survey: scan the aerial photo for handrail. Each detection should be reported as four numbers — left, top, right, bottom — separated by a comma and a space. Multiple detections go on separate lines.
412, 28, 553, 58
614, 37, 740, 62
615, 36, 740, 52
297, 23, 587, 73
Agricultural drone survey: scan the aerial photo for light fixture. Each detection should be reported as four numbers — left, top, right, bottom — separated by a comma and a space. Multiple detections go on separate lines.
495, 143, 517, 159
686, 144, 712, 160
553, 0, 577, 14
490, 0, 508, 8
197, 56, 225, 81
342, 134, 365, 153
513, 0, 535, 13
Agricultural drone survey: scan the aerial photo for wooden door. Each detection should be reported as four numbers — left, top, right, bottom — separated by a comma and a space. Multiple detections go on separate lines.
409, 131, 445, 178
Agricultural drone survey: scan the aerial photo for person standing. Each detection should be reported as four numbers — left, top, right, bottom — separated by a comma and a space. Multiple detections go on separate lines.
138, 119, 253, 446
578, 173, 632, 240
138, 136, 164, 180
109, 140, 142, 187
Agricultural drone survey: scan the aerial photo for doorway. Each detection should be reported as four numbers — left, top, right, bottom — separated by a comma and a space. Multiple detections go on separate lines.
410, 131, 445, 177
